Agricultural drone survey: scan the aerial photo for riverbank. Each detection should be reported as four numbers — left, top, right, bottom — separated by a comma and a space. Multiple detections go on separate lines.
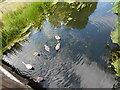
0, 2, 30, 20
0, 2, 31, 55
0, 2, 52, 89
2, 73, 28, 89
0, 61, 30, 89
1, 2, 52, 53
110, 1, 120, 77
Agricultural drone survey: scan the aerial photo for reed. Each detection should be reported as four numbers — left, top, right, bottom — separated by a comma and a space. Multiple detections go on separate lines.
1, 2, 51, 52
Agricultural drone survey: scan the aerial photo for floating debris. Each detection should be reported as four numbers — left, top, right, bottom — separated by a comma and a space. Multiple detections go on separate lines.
44, 45, 50, 52
8, 47, 11, 50
11, 43, 15, 46
43, 62, 47, 65
68, 17, 73, 21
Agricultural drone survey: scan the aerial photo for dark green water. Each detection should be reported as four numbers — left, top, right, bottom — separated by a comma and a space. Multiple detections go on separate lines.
3, 2, 118, 88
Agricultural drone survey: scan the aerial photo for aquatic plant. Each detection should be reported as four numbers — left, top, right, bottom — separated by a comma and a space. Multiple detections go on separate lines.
111, 28, 120, 46
112, 1, 119, 14
111, 1, 120, 46
110, 2, 120, 76
1, 2, 52, 52
109, 47, 120, 76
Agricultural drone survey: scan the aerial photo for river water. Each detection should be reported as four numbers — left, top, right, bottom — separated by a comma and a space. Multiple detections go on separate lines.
3, 2, 118, 88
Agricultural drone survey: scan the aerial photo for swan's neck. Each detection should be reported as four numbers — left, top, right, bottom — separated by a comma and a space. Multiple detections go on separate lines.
22, 62, 26, 65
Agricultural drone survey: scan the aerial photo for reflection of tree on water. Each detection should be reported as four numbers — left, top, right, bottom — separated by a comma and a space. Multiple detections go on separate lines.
49, 2, 97, 29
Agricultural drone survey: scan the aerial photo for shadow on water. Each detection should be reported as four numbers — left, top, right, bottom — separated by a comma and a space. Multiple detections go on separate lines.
3, 2, 118, 88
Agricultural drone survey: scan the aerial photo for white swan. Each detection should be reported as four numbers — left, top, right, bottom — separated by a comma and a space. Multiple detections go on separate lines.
55, 41, 60, 51
55, 35, 61, 40
22, 62, 33, 70
33, 77, 44, 83
44, 45, 50, 52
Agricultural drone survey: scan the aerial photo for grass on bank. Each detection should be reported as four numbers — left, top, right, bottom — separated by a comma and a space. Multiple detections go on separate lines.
1, 2, 52, 52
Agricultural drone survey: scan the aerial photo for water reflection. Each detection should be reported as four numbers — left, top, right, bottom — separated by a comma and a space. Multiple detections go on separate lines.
73, 55, 116, 88
3, 19, 117, 88
49, 2, 97, 29
3, 2, 118, 88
